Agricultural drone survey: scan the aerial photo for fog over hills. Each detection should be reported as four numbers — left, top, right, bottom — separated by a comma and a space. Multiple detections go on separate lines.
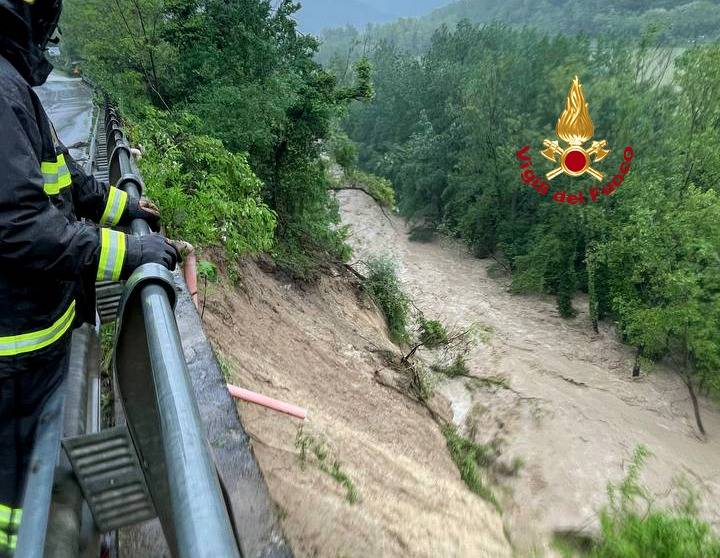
293, 0, 451, 34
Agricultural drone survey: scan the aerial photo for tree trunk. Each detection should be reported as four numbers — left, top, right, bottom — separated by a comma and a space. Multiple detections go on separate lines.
632, 346, 643, 378
402, 343, 423, 364
683, 374, 706, 436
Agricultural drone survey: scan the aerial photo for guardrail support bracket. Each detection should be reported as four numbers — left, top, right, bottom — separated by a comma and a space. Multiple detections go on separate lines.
62, 426, 157, 533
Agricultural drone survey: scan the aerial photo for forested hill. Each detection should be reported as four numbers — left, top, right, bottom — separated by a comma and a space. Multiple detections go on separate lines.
293, 0, 450, 34
317, 0, 720, 63
330, 14, 720, 440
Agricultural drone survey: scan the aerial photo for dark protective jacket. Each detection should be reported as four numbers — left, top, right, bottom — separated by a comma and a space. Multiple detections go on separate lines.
0, 54, 133, 370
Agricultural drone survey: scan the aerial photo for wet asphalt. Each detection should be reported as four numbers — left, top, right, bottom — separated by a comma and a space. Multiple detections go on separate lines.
34, 71, 94, 163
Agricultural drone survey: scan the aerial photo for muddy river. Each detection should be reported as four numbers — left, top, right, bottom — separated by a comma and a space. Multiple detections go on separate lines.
338, 189, 720, 553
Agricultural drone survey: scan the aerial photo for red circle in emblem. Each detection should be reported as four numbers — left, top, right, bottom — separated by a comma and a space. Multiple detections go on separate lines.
564, 149, 588, 173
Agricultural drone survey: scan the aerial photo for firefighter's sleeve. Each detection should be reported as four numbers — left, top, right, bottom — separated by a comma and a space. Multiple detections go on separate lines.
0, 99, 133, 282
64, 147, 129, 226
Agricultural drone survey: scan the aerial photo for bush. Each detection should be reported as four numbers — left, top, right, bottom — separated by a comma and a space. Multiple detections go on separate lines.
588, 446, 720, 558
432, 355, 470, 378
418, 316, 449, 348
363, 256, 410, 343
329, 130, 359, 172
443, 425, 499, 510
132, 108, 276, 261
350, 170, 396, 208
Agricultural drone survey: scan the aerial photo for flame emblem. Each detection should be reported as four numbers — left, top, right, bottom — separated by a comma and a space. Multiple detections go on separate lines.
541, 76, 610, 181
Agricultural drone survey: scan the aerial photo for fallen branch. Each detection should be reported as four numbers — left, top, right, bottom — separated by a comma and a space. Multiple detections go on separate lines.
490, 254, 512, 274
344, 263, 366, 281
330, 185, 396, 228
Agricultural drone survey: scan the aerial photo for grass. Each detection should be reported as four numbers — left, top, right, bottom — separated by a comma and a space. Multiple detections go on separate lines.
363, 256, 410, 344
409, 361, 436, 402
475, 323, 495, 344
475, 375, 511, 390
432, 355, 470, 378
443, 425, 500, 511
552, 446, 720, 557
296, 430, 359, 504
212, 344, 233, 382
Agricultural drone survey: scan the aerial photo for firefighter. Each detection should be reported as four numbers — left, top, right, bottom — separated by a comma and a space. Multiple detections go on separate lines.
0, 1, 179, 555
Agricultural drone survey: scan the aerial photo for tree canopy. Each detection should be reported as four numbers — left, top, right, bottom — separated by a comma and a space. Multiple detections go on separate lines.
61, 0, 372, 277
338, 22, 720, 430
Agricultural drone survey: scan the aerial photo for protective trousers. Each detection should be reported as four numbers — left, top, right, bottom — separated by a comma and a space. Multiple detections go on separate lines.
0, 345, 69, 557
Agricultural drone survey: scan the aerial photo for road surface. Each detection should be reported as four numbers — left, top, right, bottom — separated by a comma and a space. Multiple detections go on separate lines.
34, 71, 94, 164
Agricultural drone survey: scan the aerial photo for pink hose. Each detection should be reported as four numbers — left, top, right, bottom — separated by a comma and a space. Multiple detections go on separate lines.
227, 384, 308, 420
185, 250, 198, 309
174, 240, 198, 308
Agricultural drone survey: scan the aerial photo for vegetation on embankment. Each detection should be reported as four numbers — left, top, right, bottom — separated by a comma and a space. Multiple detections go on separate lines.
60, 0, 373, 279
327, 20, 720, 435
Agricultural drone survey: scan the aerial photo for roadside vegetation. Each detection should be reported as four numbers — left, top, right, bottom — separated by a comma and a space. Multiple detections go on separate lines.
61, 0, 373, 280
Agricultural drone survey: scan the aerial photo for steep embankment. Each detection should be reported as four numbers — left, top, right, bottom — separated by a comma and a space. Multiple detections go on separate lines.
337, 190, 720, 554
204, 259, 511, 557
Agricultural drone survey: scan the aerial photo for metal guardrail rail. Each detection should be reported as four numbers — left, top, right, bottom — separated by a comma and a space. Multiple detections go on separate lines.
103, 101, 240, 557
15, 100, 241, 558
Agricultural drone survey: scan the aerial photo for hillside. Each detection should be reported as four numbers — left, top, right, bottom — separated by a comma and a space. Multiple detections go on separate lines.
204, 258, 512, 557
317, 0, 720, 62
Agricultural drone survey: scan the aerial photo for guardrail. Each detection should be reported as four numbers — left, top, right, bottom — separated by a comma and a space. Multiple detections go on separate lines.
101, 102, 241, 557
15, 100, 241, 558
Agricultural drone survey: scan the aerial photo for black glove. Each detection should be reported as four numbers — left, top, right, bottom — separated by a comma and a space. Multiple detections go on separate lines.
123, 234, 180, 278
124, 197, 161, 231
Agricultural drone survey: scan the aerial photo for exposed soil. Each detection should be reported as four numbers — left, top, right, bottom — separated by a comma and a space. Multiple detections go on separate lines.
337, 190, 720, 555
204, 260, 512, 558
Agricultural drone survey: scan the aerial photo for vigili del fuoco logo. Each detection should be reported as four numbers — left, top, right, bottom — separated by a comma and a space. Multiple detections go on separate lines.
516, 76, 635, 206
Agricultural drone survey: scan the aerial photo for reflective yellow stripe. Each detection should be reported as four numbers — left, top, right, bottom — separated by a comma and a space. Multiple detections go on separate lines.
0, 531, 7, 551
8, 534, 16, 551
0, 302, 75, 357
100, 187, 128, 226
9, 508, 21, 532
0, 505, 10, 530
42, 153, 72, 195
96, 229, 127, 282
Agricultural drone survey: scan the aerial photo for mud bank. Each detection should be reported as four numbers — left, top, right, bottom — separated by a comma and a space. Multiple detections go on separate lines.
337, 190, 720, 554
204, 260, 511, 557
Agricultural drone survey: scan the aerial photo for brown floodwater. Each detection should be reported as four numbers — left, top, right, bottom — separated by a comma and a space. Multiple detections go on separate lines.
338, 189, 720, 554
